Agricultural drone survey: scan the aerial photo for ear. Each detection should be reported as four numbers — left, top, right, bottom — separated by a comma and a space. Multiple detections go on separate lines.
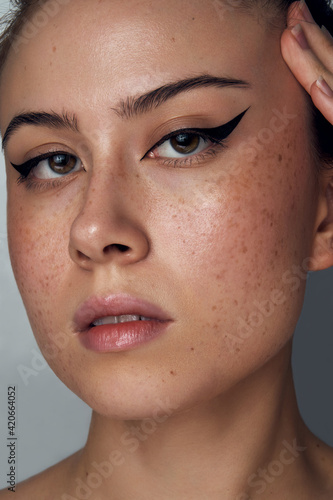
309, 175, 333, 271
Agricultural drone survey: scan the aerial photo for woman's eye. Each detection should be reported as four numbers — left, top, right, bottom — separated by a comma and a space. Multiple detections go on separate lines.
34, 153, 81, 179
145, 108, 250, 163
11, 152, 83, 182
152, 133, 210, 159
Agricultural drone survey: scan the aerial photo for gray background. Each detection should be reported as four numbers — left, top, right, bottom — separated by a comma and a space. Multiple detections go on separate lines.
0, 0, 333, 489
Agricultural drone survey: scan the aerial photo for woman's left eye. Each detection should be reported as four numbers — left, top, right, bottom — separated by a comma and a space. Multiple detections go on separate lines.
148, 132, 213, 159
144, 108, 249, 164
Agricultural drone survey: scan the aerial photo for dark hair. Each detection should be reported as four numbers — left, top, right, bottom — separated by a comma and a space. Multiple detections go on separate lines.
0, 0, 332, 167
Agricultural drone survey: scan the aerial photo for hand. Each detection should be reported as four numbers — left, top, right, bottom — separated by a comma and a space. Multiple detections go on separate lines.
281, 0, 333, 124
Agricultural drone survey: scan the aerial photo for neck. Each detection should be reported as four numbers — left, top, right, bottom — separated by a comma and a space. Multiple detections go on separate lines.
67, 341, 311, 499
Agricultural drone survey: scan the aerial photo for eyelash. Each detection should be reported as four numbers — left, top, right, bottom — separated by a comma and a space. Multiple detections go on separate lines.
145, 130, 227, 168
13, 135, 223, 190
12, 108, 249, 190
13, 151, 84, 191
18, 176, 68, 191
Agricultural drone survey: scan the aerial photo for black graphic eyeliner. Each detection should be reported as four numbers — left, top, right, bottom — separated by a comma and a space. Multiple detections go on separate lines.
10, 107, 250, 182
144, 107, 250, 157
11, 151, 71, 178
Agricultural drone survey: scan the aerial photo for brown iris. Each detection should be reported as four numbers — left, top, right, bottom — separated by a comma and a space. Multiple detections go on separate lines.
48, 154, 77, 174
170, 134, 200, 154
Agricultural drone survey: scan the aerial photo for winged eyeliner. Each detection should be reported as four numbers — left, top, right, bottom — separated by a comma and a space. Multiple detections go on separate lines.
10, 107, 249, 178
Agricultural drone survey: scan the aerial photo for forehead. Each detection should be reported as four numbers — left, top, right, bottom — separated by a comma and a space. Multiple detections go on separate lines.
0, 0, 283, 127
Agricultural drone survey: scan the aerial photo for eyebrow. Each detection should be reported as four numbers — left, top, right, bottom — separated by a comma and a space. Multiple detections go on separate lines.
2, 111, 79, 150
2, 74, 251, 149
112, 74, 251, 119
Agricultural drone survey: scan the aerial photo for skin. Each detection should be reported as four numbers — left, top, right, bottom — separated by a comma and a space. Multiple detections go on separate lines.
0, 0, 333, 498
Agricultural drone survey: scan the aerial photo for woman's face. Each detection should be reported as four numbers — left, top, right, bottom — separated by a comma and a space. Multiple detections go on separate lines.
1, 0, 320, 417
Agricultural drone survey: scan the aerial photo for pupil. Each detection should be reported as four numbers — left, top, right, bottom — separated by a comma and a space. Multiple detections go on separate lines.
49, 154, 77, 174
171, 134, 200, 154
53, 154, 67, 165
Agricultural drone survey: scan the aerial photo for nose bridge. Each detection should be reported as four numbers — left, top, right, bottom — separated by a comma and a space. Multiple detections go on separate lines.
68, 157, 150, 269
83, 159, 129, 218
79, 166, 138, 239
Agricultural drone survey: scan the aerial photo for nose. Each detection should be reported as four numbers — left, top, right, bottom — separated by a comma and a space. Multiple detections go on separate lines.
68, 173, 150, 271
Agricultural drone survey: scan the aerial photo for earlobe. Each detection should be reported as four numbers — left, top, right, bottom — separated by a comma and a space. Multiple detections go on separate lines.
309, 178, 333, 271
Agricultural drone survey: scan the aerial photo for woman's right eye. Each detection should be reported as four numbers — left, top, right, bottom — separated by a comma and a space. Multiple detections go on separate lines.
11, 152, 83, 182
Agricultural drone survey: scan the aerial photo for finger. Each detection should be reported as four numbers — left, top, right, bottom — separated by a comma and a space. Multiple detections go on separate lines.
292, 2, 333, 72
287, 0, 313, 29
281, 25, 329, 94
311, 77, 333, 124
286, 1, 333, 71
282, 1, 333, 125
321, 25, 333, 45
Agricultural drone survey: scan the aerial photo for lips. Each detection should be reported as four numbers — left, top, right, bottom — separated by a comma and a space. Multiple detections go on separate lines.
74, 294, 171, 332
73, 294, 172, 352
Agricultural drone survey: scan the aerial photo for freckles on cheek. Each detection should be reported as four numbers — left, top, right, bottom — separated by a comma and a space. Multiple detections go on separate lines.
196, 150, 307, 297
7, 180, 84, 293
8, 204, 70, 302
7, 202, 78, 362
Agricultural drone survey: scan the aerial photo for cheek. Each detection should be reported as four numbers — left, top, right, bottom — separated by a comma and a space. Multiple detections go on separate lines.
155, 124, 317, 360
9, 217, 66, 289
7, 193, 73, 334
163, 146, 312, 284
6, 196, 84, 391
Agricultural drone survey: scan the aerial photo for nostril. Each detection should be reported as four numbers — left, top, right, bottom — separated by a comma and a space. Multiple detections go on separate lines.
77, 250, 88, 260
116, 244, 130, 253
74, 249, 93, 267
103, 243, 130, 254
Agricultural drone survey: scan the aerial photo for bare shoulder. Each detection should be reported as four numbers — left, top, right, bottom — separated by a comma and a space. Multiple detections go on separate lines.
0, 449, 82, 500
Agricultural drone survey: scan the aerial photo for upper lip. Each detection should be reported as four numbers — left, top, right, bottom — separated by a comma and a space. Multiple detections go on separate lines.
73, 293, 172, 332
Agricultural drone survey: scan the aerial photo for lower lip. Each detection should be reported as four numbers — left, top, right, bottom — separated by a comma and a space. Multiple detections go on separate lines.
78, 320, 170, 353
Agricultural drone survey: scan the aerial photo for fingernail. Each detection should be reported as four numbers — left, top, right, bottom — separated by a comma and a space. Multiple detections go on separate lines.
299, 0, 314, 23
316, 76, 333, 97
291, 24, 310, 50
321, 25, 333, 40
